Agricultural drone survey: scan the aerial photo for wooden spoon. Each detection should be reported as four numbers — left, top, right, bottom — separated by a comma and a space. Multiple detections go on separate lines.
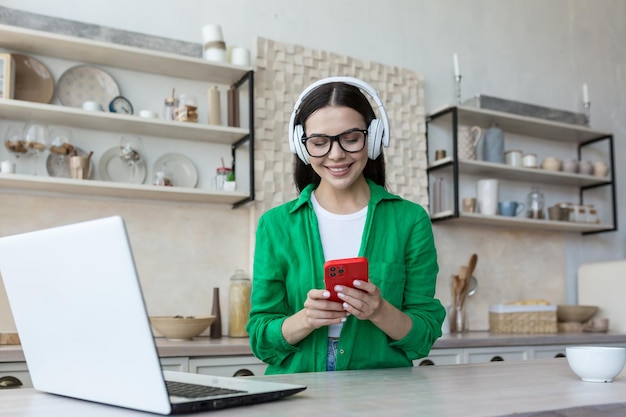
466, 253, 478, 279
459, 254, 478, 307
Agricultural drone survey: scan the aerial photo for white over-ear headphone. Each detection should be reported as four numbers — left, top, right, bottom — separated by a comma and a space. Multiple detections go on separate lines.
288, 76, 390, 165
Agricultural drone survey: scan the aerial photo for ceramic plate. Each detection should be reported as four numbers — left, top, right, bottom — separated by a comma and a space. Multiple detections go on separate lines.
153, 153, 198, 188
57, 65, 120, 109
98, 147, 146, 184
46, 146, 93, 178
13, 54, 55, 103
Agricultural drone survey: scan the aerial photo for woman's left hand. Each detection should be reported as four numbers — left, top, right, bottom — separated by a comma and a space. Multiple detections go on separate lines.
334, 280, 382, 320
335, 280, 413, 341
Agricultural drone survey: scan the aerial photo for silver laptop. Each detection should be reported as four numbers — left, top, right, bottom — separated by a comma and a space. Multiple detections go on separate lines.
0, 216, 305, 414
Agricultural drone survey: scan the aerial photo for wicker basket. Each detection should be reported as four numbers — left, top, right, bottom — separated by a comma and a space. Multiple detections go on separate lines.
489, 305, 558, 334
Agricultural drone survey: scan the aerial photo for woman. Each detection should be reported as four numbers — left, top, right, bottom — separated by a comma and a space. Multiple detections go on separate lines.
247, 77, 445, 374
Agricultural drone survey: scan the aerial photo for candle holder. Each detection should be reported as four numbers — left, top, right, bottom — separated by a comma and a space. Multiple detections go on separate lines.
583, 101, 591, 126
455, 75, 462, 105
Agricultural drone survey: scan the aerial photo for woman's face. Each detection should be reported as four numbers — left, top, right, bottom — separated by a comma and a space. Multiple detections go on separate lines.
303, 105, 369, 191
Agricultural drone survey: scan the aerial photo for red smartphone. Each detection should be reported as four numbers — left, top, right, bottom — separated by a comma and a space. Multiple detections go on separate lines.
323, 257, 369, 302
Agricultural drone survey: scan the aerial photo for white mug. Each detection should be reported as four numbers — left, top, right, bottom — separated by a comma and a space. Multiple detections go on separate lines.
230, 47, 251, 67
476, 179, 499, 215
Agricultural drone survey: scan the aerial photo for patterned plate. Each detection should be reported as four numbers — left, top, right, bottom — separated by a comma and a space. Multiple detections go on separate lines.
57, 65, 120, 110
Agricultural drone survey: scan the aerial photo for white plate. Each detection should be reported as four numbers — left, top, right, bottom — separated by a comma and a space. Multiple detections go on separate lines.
57, 65, 120, 110
152, 153, 198, 188
98, 147, 146, 184
46, 146, 93, 178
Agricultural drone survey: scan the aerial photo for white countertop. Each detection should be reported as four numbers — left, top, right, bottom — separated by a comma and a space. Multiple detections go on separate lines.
2, 359, 626, 416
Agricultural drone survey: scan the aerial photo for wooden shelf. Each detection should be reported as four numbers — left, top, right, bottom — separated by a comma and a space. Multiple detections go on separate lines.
428, 105, 612, 143
428, 157, 612, 187
0, 99, 249, 144
431, 210, 612, 233
0, 24, 255, 206
0, 173, 249, 205
0, 24, 251, 84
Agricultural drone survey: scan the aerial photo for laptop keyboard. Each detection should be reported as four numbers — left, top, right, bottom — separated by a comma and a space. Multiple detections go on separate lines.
166, 380, 247, 399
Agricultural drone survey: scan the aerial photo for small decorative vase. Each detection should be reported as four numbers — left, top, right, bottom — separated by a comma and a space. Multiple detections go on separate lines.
210, 287, 222, 339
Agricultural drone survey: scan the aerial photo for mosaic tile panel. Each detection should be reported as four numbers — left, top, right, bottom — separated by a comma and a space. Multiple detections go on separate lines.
254, 37, 428, 215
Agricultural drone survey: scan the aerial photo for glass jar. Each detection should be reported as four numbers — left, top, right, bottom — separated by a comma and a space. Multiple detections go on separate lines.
228, 269, 251, 337
175, 93, 198, 123
526, 187, 545, 219
215, 167, 232, 190
163, 94, 179, 121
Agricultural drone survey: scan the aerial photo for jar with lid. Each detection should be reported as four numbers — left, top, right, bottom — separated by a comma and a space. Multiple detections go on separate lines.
586, 205, 598, 224
228, 269, 251, 337
175, 93, 198, 123
163, 89, 179, 121
526, 187, 545, 219
215, 166, 233, 190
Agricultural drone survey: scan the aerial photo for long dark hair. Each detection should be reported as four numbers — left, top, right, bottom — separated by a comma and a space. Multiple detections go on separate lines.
293, 82, 386, 193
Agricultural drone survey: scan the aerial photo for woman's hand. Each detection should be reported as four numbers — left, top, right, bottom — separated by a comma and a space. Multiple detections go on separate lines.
281, 289, 348, 345
334, 280, 382, 320
335, 280, 413, 341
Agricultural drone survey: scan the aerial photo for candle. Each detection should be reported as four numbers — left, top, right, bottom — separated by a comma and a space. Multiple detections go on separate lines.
453, 53, 460, 77
582, 83, 589, 103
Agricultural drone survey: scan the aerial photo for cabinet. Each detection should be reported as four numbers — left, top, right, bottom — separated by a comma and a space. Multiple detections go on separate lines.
0, 362, 32, 388
190, 356, 267, 377
426, 105, 616, 234
0, 24, 254, 208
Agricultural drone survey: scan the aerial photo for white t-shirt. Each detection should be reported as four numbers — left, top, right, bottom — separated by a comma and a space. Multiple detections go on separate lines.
311, 191, 367, 338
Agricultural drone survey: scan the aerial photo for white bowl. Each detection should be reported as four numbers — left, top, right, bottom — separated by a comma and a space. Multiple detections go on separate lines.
566, 346, 626, 382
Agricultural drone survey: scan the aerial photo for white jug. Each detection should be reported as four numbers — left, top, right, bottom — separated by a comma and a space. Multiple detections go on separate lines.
457, 125, 482, 160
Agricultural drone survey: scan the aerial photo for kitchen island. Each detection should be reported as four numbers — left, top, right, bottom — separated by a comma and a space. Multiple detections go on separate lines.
2, 358, 626, 417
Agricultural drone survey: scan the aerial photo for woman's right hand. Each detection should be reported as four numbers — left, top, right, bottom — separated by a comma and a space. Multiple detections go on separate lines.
281, 289, 347, 345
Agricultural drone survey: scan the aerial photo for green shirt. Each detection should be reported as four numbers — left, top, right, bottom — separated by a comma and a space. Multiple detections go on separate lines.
247, 180, 445, 374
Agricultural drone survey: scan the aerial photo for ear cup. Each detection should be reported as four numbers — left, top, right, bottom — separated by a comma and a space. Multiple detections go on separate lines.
292, 124, 310, 164
367, 118, 384, 159
288, 76, 390, 164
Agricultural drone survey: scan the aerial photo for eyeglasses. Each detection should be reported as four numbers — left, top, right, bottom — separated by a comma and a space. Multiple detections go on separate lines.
301, 128, 368, 158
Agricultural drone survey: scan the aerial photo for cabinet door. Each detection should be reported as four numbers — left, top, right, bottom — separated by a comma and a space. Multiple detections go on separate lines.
531, 346, 567, 359
415, 349, 463, 366
464, 346, 530, 363
0, 362, 32, 388
189, 356, 267, 377
160, 357, 190, 372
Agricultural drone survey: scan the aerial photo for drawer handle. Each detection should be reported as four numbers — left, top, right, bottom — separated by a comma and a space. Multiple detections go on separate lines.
418, 359, 435, 366
0, 376, 23, 388
233, 369, 254, 377
490, 356, 504, 362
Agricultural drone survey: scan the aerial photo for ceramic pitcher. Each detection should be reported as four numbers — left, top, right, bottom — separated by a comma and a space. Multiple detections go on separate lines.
478, 124, 505, 163
457, 125, 482, 160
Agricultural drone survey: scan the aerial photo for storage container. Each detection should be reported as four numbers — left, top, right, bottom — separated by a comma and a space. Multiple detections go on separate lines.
489, 304, 557, 334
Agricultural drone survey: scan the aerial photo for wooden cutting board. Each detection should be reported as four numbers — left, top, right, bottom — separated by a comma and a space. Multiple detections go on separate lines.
578, 260, 626, 332
0, 333, 20, 345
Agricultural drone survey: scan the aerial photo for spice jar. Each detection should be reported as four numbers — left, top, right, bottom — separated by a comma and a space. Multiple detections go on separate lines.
163, 90, 179, 121
228, 269, 251, 337
526, 187, 545, 219
175, 93, 198, 122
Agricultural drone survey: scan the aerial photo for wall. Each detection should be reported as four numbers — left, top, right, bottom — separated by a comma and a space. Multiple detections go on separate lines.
0, 0, 624, 331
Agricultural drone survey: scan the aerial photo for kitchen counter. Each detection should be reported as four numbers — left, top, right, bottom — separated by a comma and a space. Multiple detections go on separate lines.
2, 332, 626, 362
3, 359, 626, 416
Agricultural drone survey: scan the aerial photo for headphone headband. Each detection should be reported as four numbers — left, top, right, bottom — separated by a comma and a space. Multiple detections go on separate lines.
288, 76, 390, 164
